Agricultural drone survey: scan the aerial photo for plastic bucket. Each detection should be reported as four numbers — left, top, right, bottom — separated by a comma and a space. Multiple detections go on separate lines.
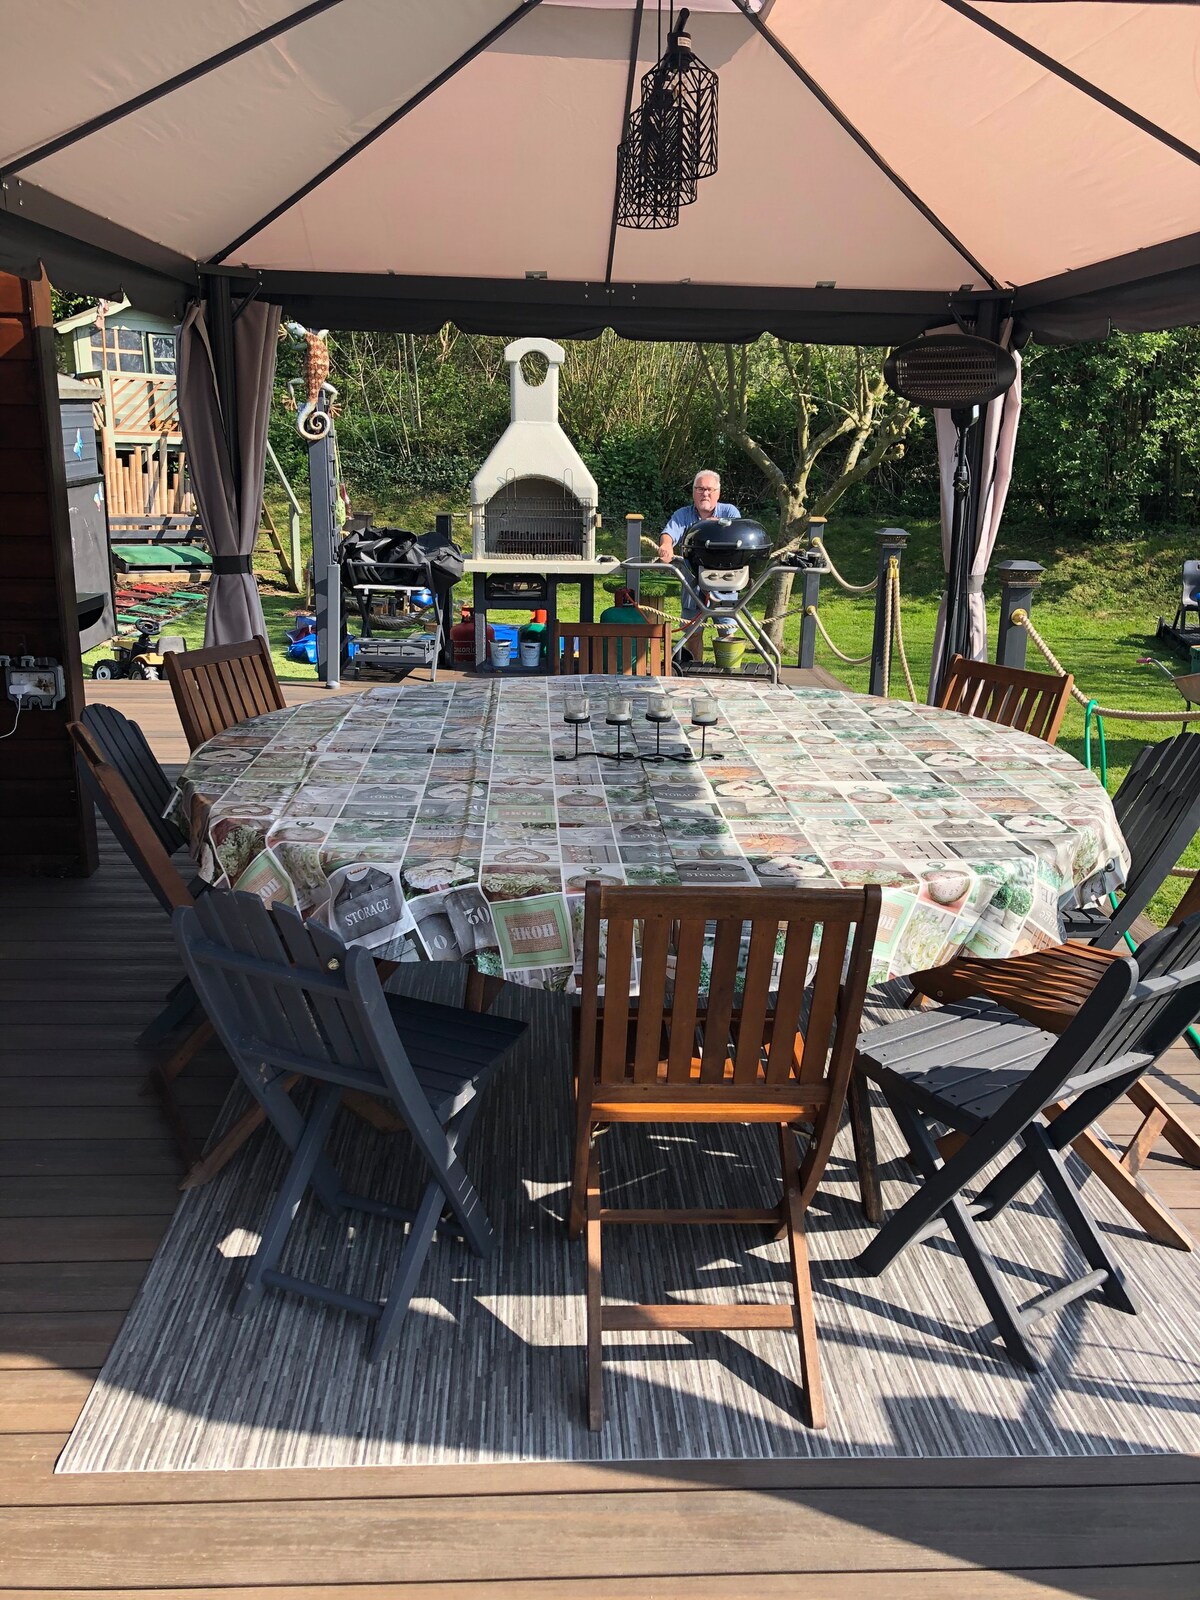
714, 636, 746, 671
519, 637, 541, 668
490, 637, 512, 669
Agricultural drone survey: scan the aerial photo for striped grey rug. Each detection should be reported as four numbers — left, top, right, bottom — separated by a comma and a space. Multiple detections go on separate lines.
58, 972, 1200, 1471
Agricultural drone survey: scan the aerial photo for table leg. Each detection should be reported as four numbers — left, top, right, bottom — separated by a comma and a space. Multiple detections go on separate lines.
473, 572, 486, 669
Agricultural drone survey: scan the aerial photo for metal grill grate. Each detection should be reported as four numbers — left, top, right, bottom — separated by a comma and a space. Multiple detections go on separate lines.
482, 478, 592, 560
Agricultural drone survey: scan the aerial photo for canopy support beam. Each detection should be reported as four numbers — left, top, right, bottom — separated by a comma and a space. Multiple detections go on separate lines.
0, 0, 351, 180
941, 0, 1200, 170
728, 0, 1000, 291
212, 0, 547, 267
605, 0, 646, 286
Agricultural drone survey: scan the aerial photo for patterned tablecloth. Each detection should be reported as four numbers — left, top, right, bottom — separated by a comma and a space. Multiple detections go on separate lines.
170, 678, 1130, 992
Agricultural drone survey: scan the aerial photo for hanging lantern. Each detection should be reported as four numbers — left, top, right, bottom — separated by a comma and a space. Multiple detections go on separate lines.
617, 7, 718, 232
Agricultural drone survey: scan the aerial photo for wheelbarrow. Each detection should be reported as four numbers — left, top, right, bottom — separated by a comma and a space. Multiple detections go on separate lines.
1138, 657, 1200, 724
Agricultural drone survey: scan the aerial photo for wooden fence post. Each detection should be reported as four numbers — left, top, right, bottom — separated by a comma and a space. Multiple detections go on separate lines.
868, 528, 908, 697
996, 560, 1044, 668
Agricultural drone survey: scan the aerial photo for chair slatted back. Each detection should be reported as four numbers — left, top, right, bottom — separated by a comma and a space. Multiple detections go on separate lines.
938, 655, 1072, 745
578, 884, 880, 1194
1005, 914, 1200, 1128
551, 621, 673, 678
175, 891, 436, 1123
68, 720, 193, 916
1099, 732, 1200, 944
164, 637, 286, 750
81, 702, 184, 855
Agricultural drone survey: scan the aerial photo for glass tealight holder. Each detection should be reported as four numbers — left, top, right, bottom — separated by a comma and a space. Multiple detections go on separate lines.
557, 696, 592, 762
644, 695, 673, 760
690, 695, 721, 760
602, 696, 638, 762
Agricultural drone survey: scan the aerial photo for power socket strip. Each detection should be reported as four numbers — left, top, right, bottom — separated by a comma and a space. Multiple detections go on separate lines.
0, 657, 65, 710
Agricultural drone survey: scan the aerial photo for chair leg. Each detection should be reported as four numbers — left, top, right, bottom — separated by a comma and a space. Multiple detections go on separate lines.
369, 1175, 447, 1362
1125, 1080, 1200, 1169
235, 1082, 344, 1318
586, 1138, 604, 1431
367, 1088, 493, 1361
779, 1124, 825, 1429
568, 1090, 593, 1241
1018, 1122, 1138, 1316
178, 1073, 301, 1191
847, 1071, 883, 1225
1040, 1103, 1194, 1252
886, 1101, 1043, 1372
138, 977, 199, 1046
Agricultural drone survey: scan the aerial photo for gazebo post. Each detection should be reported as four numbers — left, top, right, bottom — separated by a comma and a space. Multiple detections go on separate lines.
868, 528, 908, 697
996, 560, 1044, 668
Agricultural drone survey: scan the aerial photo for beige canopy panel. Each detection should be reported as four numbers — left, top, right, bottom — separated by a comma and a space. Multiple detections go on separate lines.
2, 0, 1199, 341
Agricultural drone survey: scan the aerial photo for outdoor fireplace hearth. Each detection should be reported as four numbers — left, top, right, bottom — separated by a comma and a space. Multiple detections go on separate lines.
465, 338, 618, 665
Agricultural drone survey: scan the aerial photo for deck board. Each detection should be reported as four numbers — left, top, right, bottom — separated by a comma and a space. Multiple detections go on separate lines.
0, 681, 1194, 1594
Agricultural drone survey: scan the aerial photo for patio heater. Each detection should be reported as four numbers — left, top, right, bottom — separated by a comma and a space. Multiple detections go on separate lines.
883, 333, 1017, 691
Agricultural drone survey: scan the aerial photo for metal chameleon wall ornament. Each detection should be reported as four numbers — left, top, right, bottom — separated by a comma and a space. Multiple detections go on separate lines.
282, 323, 340, 439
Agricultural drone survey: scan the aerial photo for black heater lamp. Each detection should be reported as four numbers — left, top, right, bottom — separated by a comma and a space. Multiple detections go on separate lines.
883, 333, 1017, 687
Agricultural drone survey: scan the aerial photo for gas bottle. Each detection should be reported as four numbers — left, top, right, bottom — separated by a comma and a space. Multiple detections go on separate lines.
450, 605, 492, 665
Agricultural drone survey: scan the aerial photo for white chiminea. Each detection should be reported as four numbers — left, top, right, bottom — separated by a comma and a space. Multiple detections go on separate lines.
469, 338, 611, 571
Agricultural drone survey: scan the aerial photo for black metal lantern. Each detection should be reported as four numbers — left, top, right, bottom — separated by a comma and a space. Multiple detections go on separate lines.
617, 7, 718, 231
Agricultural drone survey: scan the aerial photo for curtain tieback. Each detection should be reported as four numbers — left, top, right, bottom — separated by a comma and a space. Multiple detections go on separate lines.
966, 575, 985, 595
211, 555, 254, 575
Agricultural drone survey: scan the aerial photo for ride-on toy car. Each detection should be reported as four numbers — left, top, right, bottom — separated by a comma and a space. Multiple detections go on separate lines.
91, 630, 185, 682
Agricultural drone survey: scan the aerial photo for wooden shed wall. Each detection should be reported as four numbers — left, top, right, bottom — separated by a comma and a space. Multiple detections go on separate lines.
0, 271, 95, 876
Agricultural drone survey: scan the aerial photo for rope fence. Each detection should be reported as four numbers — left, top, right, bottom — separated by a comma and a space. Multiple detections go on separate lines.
811, 537, 877, 594
1012, 610, 1198, 723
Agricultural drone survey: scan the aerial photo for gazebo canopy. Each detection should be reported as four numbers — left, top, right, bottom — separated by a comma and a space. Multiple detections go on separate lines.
2, 0, 1198, 342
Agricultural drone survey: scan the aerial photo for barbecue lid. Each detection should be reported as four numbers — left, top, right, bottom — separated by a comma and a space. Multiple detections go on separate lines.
679, 517, 771, 562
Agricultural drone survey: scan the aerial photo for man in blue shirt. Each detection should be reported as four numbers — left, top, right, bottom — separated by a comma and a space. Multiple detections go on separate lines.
657, 470, 740, 562
659, 470, 741, 640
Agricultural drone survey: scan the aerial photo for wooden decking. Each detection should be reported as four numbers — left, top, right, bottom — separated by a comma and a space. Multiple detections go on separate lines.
0, 679, 1197, 1595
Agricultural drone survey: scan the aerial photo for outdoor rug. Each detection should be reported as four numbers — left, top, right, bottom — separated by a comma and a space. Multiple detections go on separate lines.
57, 970, 1200, 1471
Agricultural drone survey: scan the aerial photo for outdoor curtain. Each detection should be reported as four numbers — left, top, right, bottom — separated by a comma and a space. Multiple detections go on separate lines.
177, 299, 281, 648
927, 328, 1023, 699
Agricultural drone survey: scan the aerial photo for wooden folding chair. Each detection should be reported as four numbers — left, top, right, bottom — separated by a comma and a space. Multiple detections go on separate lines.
853, 915, 1200, 1370
938, 654, 1072, 745
897, 868, 1200, 1249
174, 891, 527, 1360
571, 881, 881, 1429
551, 620, 673, 677
164, 636, 286, 750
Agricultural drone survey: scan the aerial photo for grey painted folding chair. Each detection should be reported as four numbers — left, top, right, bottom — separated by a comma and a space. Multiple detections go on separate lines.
1061, 730, 1200, 947
852, 914, 1200, 1371
173, 889, 527, 1360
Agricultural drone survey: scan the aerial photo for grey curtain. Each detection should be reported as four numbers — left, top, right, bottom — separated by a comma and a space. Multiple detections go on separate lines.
927, 328, 1022, 699
177, 299, 281, 646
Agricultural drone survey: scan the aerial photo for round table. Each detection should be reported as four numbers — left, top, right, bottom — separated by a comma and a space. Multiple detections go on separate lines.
170, 678, 1130, 991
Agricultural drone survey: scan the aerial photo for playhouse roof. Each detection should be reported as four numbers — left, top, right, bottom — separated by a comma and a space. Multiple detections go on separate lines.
3, 1, 1199, 342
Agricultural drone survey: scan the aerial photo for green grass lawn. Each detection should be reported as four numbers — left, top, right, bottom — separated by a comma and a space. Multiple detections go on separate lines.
86, 497, 1198, 924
